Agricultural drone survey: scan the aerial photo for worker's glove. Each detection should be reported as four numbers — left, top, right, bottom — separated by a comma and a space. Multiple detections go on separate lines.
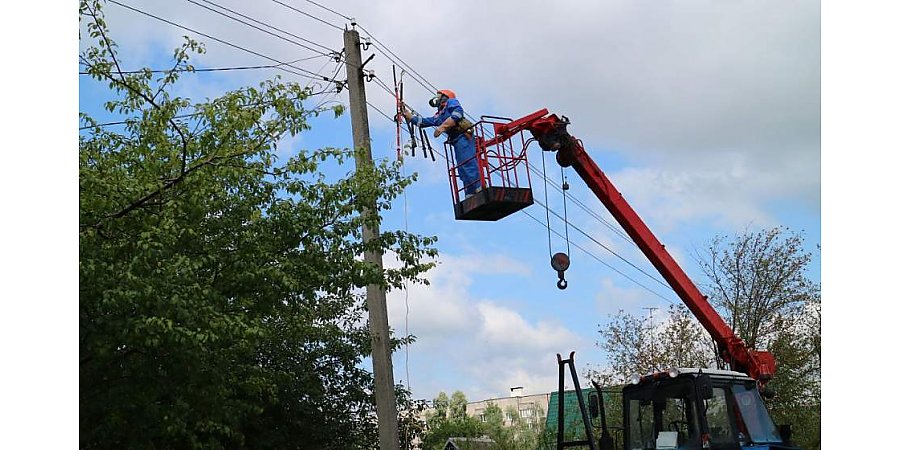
401, 104, 413, 122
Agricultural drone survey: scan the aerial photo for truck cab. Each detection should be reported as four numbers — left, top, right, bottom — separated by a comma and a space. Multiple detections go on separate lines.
622, 368, 795, 450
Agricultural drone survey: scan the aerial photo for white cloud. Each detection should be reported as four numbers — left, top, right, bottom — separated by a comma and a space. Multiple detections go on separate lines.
385, 250, 586, 400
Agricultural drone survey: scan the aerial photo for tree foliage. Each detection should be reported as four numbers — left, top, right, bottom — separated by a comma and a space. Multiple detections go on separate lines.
449, 391, 469, 421
591, 304, 714, 386
697, 227, 820, 449
422, 392, 549, 450
422, 392, 483, 449
79, 1, 436, 447
592, 227, 820, 449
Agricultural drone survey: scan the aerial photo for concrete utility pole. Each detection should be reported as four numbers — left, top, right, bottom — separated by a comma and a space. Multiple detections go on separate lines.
343, 27, 400, 450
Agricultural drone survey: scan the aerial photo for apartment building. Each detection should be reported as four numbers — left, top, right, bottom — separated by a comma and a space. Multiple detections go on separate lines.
465, 388, 551, 428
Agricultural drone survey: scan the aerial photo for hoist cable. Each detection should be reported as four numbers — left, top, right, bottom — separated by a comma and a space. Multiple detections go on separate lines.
561, 166, 572, 257
532, 195, 672, 291
520, 209, 676, 305
540, 148, 554, 258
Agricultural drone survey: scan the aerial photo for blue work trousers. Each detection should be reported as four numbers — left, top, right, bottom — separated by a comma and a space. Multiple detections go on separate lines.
451, 134, 481, 195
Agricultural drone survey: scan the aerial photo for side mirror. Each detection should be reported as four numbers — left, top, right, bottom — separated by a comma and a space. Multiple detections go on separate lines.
588, 393, 600, 418
696, 374, 714, 400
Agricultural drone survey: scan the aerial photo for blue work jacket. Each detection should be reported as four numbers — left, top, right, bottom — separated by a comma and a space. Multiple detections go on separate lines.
410, 98, 467, 143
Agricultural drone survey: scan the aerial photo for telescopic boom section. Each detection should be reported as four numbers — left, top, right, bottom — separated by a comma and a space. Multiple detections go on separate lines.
511, 110, 776, 386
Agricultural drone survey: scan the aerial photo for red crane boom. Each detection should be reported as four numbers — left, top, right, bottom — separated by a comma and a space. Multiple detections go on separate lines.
499, 109, 776, 386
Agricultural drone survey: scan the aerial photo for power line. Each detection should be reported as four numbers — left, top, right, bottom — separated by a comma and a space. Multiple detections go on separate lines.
107, 0, 339, 83
356, 25, 438, 96
80, 86, 338, 131
303, 0, 352, 21
186, 0, 338, 57
78, 55, 327, 75
271, 0, 343, 30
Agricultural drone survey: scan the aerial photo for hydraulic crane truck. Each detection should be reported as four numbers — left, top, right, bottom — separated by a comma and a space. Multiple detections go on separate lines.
457, 109, 799, 450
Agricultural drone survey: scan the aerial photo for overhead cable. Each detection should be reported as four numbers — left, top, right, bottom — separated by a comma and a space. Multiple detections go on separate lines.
78, 55, 327, 75
107, 1, 341, 83
303, 0, 352, 21
186, 0, 338, 56
271, 0, 343, 30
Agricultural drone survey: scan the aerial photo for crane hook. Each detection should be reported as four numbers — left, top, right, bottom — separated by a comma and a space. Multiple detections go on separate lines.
550, 252, 570, 290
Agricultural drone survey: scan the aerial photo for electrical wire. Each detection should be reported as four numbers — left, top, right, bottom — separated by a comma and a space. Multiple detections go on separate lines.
303, 0, 352, 21
78, 55, 327, 75
107, 1, 339, 83
186, 0, 338, 57
400, 162, 413, 431
271, 0, 342, 30
80, 86, 338, 131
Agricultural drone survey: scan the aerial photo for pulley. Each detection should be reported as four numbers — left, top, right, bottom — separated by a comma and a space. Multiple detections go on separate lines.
551, 252, 570, 290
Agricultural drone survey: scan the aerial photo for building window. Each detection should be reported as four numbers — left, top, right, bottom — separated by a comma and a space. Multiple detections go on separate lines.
520, 408, 534, 418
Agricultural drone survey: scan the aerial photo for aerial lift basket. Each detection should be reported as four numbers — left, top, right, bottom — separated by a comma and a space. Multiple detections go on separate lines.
446, 116, 534, 221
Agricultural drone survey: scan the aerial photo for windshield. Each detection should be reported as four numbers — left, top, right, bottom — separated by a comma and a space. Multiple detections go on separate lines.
731, 383, 781, 443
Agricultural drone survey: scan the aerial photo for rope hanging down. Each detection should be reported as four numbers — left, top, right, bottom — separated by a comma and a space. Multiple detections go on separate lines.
542, 150, 572, 290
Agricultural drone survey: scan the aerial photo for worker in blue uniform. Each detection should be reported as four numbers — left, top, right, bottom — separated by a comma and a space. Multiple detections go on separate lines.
403, 89, 482, 197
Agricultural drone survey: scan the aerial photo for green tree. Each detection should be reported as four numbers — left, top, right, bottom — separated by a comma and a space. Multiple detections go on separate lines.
79, 1, 436, 448
427, 391, 451, 429
397, 386, 429, 450
449, 390, 469, 421
481, 402, 545, 450
591, 227, 820, 449
696, 227, 820, 449
592, 304, 714, 386
422, 392, 484, 450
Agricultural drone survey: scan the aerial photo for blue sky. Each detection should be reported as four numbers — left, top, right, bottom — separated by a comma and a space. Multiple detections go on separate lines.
77, 0, 822, 403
